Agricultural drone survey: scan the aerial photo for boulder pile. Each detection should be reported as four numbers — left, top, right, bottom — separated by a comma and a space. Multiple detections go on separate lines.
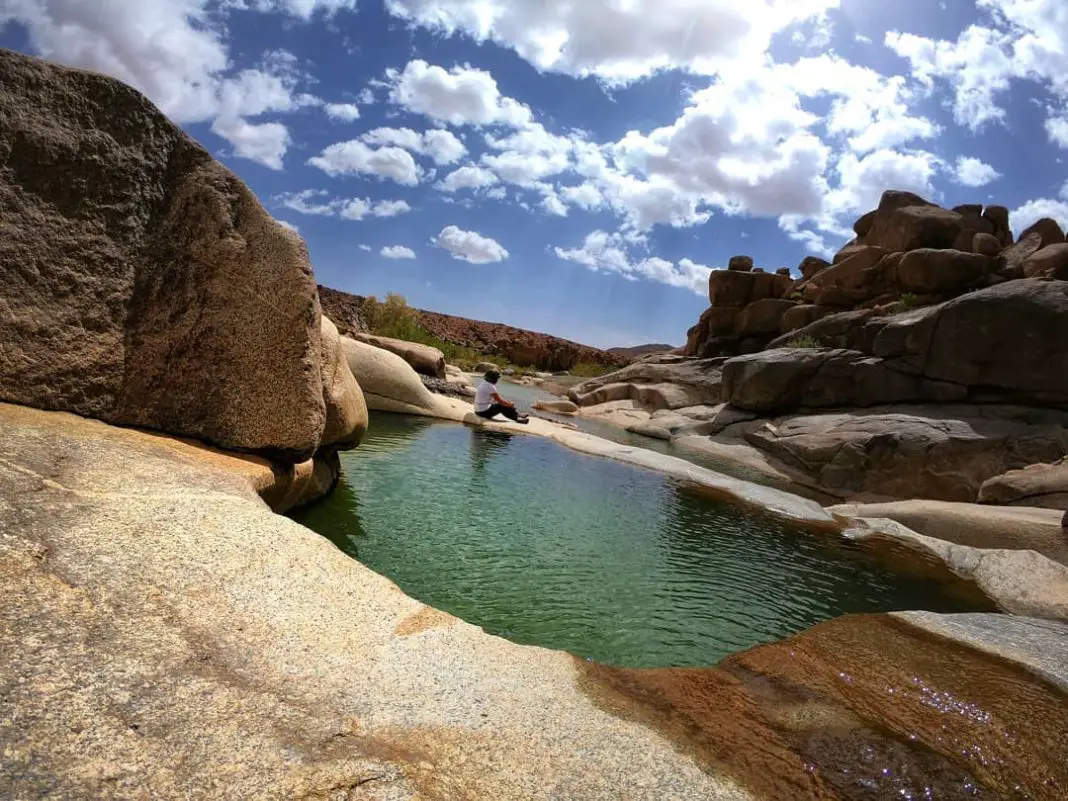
686, 191, 1068, 359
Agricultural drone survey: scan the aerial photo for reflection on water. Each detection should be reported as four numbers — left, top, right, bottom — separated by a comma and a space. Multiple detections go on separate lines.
293, 412, 984, 668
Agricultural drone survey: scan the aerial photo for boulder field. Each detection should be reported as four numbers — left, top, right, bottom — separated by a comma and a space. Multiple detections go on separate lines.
569, 192, 1068, 513
4, 48, 1068, 799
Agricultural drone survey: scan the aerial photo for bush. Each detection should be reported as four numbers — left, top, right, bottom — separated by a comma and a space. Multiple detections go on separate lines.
785, 334, 824, 349
570, 362, 616, 378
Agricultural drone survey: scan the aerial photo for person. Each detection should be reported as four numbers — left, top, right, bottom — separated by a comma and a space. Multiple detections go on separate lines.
473, 369, 529, 424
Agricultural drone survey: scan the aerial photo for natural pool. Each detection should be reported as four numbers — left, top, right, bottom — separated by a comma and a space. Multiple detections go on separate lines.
294, 412, 982, 668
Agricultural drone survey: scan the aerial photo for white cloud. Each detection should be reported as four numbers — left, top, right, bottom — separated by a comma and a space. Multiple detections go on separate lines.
434, 225, 510, 263
226, 0, 358, 18
954, 156, 1002, 187
275, 190, 412, 219
1047, 113, 1068, 148
560, 182, 605, 210
554, 230, 711, 294
324, 102, 361, 121
386, 59, 532, 126
824, 148, 942, 220
308, 141, 423, 185
381, 245, 417, 259
358, 244, 373, 252
361, 127, 467, 165
437, 165, 500, 192
540, 193, 568, 217
384, 0, 839, 84
211, 117, 290, 169
1011, 198, 1068, 235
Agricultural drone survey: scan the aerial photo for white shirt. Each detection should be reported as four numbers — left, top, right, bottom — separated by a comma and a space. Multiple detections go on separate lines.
474, 380, 498, 413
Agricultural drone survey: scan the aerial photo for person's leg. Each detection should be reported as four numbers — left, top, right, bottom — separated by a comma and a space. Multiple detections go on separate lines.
481, 403, 528, 423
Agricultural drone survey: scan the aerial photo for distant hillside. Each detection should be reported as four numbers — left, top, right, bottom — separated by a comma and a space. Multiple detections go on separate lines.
607, 344, 677, 361
318, 286, 626, 372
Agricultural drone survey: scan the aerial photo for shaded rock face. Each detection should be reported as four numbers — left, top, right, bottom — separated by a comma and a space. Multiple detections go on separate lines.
0, 49, 336, 463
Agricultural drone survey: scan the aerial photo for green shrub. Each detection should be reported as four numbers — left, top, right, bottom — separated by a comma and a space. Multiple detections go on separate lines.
899, 292, 919, 310
785, 334, 824, 349
570, 362, 616, 378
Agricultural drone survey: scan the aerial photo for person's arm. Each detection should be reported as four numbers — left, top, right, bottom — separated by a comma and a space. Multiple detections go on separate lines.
491, 391, 514, 408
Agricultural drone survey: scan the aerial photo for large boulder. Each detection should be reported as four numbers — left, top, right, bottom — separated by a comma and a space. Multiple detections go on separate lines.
0, 49, 331, 463
727, 255, 754, 272
733, 298, 796, 336
569, 358, 726, 408
352, 332, 446, 378
339, 337, 440, 414
1019, 217, 1066, 249
707, 269, 788, 306
864, 191, 966, 252
779, 304, 834, 335
801, 246, 890, 304
769, 308, 878, 351
870, 279, 1068, 407
979, 459, 1068, 510
892, 249, 995, 294
798, 256, 830, 281
982, 205, 1013, 246
319, 317, 368, 448
1022, 244, 1068, 280
746, 405, 1068, 501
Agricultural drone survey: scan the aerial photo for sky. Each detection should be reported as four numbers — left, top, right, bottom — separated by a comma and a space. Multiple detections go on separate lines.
2, 1, 1068, 348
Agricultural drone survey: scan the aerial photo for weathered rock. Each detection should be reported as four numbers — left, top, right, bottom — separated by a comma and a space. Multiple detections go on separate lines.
709, 269, 772, 306
474, 361, 500, 373
319, 317, 368, 449
422, 375, 476, 399
569, 358, 725, 409
973, 232, 1002, 256
982, 205, 1013, 246
745, 405, 1068, 501
0, 49, 330, 463
853, 210, 877, 238
1000, 231, 1045, 275
865, 191, 965, 252
980, 459, 1068, 510
769, 309, 878, 351
318, 285, 368, 337
727, 255, 754, 272
802, 246, 890, 303
722, 348, 964, 414
779, 304, 834, 335
870, 279, 1068, 407
702, 305, 744, 337
352, 332, 446, 378
733, 298, 796, 336
1019, 217, 1066, 249
532, 399, 579, 415
893, 249, 995, 294
1022, 243, 1068, 280
340, 337, 441, 415
798, 256, 830, 281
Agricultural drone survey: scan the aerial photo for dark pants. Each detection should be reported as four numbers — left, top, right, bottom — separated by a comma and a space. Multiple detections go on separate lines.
476, 403, 523, 422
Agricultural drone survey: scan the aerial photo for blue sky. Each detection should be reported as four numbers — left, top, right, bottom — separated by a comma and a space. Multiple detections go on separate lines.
3, 0, 1067, 348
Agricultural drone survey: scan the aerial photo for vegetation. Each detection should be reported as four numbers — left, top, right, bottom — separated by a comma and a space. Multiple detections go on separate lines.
570, 362, 616, 378
784, 334, 825, 349
897, 292, 919, 311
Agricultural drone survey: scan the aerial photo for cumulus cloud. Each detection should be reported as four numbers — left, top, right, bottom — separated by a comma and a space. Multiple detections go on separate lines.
225, 0, 358, 18
324, 102, 361, 121
386, 59, 532, 126
954, 156, 1002, 187
554, 230, 711, 294
361, 127, 467, 165
381, 245, 417, 259
437, 165, 500, 192
275, 190, 412, 220
384, 0, 839, 83
211, 116, 291, 169
434, 225, 510, 263
1011, 198, 1068, 235
308, 141, 423, 184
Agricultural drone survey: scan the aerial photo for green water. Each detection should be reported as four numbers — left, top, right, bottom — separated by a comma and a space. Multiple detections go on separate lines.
294, 413, 980, 668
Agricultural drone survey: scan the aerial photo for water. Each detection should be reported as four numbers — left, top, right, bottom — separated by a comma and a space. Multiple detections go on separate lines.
294, 413, 982, 668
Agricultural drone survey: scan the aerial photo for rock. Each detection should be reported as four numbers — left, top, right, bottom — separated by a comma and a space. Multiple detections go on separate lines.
865, 191, 965, 252
832, 242, 867, 264
733, 298, 796, 336
445, 364, 470, 383
728, 255, 754, 272
532, 399, 579, 415
708, 269, 774, 306
973, 232, 1002, 256
422, 375, 476, 399
982, 205, 1013, 246
703, 305, 744, 337
475, 361, 500, 373
722, 348, 964, 415
769, 308, 878, 351
340, 337, 441, 415
745, 404, 1068, 501
870, 279, 1068, 407
853, 210, 876, 237
1000, 231, 1045, 275
798, 256, 831, 281
775, 267, 791, 277
802, 247, 890, 303
779, 304, 834, 335
0, 48, 330, 463
829, 500, 1068, 565
1022, 243, 1068, 280
1019, 217, 1066, 249
319, 317, 368, 449
317, 285, 368, 337
352, 333, 446, 379
569, 358, 726, 409
980, 459, 1068, 510
892, 249, 995, 294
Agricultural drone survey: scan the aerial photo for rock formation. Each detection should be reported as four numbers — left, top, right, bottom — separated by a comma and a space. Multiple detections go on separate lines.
0, 48, 364, 464
351, 332, 447, 378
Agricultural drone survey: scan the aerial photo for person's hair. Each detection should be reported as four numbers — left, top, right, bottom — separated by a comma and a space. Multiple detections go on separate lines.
485, 369, 500, 383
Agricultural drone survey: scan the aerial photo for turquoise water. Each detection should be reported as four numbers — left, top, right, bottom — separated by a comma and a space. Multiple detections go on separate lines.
294, 413, 981, 668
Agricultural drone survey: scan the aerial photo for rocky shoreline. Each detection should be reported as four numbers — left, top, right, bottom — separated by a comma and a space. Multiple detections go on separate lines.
3, 47, 1068, 799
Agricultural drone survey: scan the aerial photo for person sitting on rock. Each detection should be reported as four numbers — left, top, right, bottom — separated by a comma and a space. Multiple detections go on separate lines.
473, 369, 529, 424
